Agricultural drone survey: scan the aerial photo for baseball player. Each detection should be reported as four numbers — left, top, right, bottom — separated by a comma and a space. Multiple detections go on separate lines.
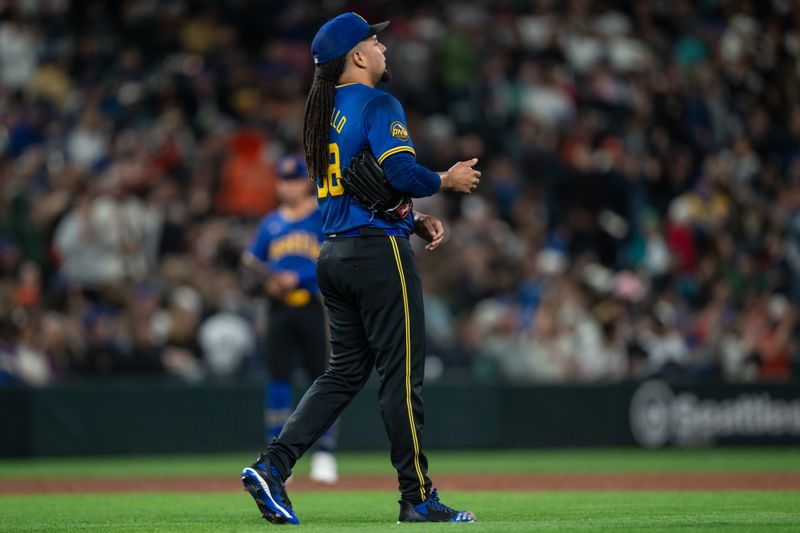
241, 13, 480, 524
241, 154, 337, 484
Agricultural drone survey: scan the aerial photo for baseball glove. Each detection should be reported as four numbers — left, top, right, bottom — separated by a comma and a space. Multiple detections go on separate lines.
341, 149, 413, 221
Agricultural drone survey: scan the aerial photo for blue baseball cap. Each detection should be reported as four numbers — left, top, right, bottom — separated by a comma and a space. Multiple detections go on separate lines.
277, 154, 308, 180
312, 12, 389, 65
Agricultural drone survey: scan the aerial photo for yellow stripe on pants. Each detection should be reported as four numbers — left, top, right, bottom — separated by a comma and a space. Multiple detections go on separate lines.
389, 236, 426, 502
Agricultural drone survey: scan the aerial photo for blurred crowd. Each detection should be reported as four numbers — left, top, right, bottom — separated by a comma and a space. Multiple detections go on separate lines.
1, 0, 800, 386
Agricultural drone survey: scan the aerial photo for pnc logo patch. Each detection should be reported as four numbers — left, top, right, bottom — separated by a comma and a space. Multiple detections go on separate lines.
390, 121, 409, 141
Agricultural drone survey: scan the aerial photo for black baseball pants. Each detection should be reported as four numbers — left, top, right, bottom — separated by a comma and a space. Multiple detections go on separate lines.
265, 297, 328, 381
265, 233, 432, 504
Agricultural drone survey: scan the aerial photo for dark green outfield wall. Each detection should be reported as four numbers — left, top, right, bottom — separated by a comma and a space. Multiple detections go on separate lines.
2, 380, 800, 456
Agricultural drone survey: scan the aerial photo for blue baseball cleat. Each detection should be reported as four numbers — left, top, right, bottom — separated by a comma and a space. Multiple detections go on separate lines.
241, 455, 300, 525
397, 488, 476, 523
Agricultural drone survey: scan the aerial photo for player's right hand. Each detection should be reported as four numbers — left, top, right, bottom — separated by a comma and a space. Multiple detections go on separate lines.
266, 271, 299, 298
442, 158, 481, 194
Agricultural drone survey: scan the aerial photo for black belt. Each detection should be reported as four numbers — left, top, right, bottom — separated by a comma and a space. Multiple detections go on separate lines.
326, 227, 409, 240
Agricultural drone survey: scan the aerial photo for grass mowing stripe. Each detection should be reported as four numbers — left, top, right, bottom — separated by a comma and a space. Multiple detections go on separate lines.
1, 449, 800, 478
1, 491, 799, 532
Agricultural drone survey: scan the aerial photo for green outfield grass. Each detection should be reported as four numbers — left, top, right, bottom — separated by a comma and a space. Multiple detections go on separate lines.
1, 449, 799, 532
1, 448, 799, 478
0, 491, 799, 532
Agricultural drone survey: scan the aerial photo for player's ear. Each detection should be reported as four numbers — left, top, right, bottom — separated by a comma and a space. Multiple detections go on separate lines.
351, 45, 368, 69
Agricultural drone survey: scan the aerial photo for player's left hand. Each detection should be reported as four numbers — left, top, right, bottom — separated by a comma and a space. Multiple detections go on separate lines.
414, 212, 445, 251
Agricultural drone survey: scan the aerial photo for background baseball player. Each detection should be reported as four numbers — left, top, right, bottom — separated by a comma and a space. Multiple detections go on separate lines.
241, 12, 480, 524
241, 154, 337, 485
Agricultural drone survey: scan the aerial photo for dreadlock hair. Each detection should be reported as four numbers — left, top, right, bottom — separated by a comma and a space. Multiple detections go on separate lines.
303, 55, 347, 182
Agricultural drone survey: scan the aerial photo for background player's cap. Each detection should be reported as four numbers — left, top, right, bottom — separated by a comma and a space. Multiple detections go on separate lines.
277, 154, 308, 180
312, 12, 389, 65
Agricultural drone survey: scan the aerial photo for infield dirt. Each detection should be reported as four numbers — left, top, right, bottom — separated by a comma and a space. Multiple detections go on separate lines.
2, 473, 799, 495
